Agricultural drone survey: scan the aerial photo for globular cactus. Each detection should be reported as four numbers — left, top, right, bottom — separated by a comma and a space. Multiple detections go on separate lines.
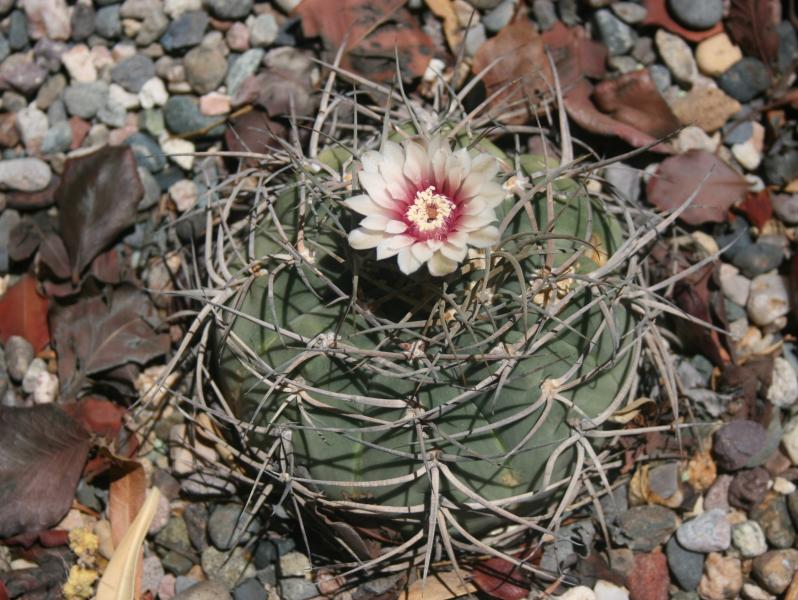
199, 100, 652, 574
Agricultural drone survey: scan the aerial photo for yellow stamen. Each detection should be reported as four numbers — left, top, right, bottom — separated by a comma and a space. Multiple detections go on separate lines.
405, 186, 454, 232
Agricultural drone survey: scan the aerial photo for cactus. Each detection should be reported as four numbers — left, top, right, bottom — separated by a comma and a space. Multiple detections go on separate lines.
179, 84, 662, 576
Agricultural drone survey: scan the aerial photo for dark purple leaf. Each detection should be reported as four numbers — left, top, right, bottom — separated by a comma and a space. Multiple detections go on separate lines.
726, 0, 780, 69
55, 146, 143, 283
50, 285, 170, 398
0, 405, 90, 538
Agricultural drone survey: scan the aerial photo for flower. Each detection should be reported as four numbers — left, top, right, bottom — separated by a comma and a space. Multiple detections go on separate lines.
344, 137, 504, 276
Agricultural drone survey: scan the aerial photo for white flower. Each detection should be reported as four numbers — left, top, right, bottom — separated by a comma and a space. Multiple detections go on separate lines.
344, 137, 504, 276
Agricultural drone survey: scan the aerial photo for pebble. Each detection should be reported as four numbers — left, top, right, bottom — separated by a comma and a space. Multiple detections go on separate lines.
648, 63, 671, 92
747, 271, 790, 327
724, 121, 753, 145
0, 209, 19, 272
24, 0, 71, 42
141, 554, 165, 594
225, 22, 249, 52
136, 9, 169, 46
173, 581, 232, 600
160, 10, 208, 51
205, 0, 253, 20
752, 549, 798, 595
279, 551, 310, 578
667, 0, 722, 30
655, 29, 698, 85
98, 99, 127, 128
718, 263, 750, 307
164, 96, 224, 136
61, 44, 97, 82
666, 536, 704, 591
698, 553, 743, 600
199, 92, 230, 116
183, 46, 227, 94
139, 77, 168, 109
483, 0, 516, 32
767, 357, 798, 408
95, 5, 122, 39
201, 546, 256, 589
7, 11, 28, 51
559, 588, 595, 600
732, 520, 768, 558
673, 125, 718, 154
696, 33, 743, 77
0, 158, 52, 192
16, 104, 48, 153
126, 132, 166, 172
593, 9, 634, 56
751, 494, 796, 549
718, 57, 771, 103
21, 357, 58, 404
676, 508, 730, 552
165, 0, 202, 19
713, 420, 767, 471
593, 580, 629, 600
611, 2, 647, 24
233, 578, 267, 600
41, 120, 73, 154
250, 14, 278, 48
207, 503, 256, 551
162, 138, 196, 171
612, 505, 678, 551
626, 551, 669, 600
531, 0, 557, 30
734, 236, 786, 279
729, 468, 770, 510
772, 194, 798, 224
226, 48, 264, 96
279, 578, 317, 600
109, 82, 140, 110
111, 53, 156, 93
5, 336, 34, 382
782, 417, 798, 465
63, 81, 109, 119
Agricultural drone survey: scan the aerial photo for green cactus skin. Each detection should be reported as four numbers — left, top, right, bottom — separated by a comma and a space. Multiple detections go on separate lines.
213, 142, 637, 538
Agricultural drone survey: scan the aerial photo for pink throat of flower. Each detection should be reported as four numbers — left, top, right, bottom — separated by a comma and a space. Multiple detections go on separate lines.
404, 185, 456, 239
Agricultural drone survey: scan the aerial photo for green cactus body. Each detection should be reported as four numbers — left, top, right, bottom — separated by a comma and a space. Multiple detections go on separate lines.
214, 141, 636, 537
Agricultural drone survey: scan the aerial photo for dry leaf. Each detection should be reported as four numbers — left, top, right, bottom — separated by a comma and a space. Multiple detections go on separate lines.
296, 0, 435, 83
472, 557, 530, 600
426, 0, 464, 54
471, 21, 554, 124
647, 150, 748, 225
96, 488, 160, 600
0, 274, 50, 351
109, 463, 147, 549
399, 572, 476, 600
726, 0, 781, 69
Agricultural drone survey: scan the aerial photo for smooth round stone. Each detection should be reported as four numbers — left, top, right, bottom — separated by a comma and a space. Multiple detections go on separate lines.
70, 3, 95, 41
126, 132, 166, 172
249, 14, 278, 48
732, 521, 768, 558
696, 33, 743, 77
752, 549, 798, 595
279, 578, 317, 600
201, 547, 256, 590
649, 63, 671, 92
41, 120, 72, 154
160, 10, 207, 51
173, 581, 232, 600
0, 158, 51, 192
612, 505, 678, 551
713, 420, 767, 471
611, 2, 647, 24
676, 509, 730, 552
111, 53, 156, 93
747, 271, 790, 327
723, 120, 753, 145
718, 57, 771, 103
733, 236, 787, 279
667, 0, 722, 30
95, 5, 121, 39
655, 29, 697, 84
751, 494, 796, 550
226, 48, 264, 97
163, 95, 225, 137
483, 0, 516, 33
768, 357, 798, 408
205, 0, 252, 19
593, 9, 635, 56
183, 46, 227, 94
233, 578, 266, 600
532, 0, 557, 30
773, 193, 798, 224
666, 536, 704, 592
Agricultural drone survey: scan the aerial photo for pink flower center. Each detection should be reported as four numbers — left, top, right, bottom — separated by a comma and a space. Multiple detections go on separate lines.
405, 185, 455, 238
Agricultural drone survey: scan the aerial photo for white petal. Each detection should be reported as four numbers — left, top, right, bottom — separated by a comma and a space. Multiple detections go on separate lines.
359, 171, 395, 209
431, 146, 449, 185
410, 242, 433, 263
361, 150, 382, 173
348, 228, 386, 250
344, 194, 391, 217
478, 181, 505, 208
403, 141, 427, 183
462, 197, 487, 215
428, 252, 458, 276
459, 211, 497, 230
377, 234, 415, 260
360, 214, 390, 230
382, 141, 404, 166
446, 231, 468, 247
471, 153, 499, 177
468, 225, 500, 248
385, 220, 408, 234
445, 152, 467, 192
440, 243, 467, 262
397, 247, 423, 274
379, 158, 408, 200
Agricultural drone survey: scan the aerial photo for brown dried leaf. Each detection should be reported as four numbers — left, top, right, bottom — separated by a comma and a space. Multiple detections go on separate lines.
471, 21, 554, 124
647, 150, 748, 224
0, 274, 50, 351
55, 145, 143, 282
0, 405, 90, 538
591, 70, 681, 139
425, 0, 464, 54
472, 557, 530, 600
109, 462, 147, 548
726, 0, 780, 68
563, 79, 673, 152
49, 285, 170, 398
541, 22, 607, 90
296, 0, 434, 83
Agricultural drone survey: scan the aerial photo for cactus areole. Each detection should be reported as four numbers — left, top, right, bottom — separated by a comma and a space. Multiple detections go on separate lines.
213, 133, 639, 545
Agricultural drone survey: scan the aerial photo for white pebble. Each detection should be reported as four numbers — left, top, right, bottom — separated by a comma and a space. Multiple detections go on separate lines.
162, 138, 195, 171
719, 263, 751, 307
768, 357, 798, 408
138, 77, 168, 110
21, 358, 58, 404
168, 178, 198, 212
747, 271, 790, 327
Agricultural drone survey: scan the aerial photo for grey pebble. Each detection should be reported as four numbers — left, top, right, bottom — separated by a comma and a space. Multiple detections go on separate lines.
208, 503, 259, 551
164, 95, 224, 137
594, 9, 635, 56
532, 0, 557, 30
667, 0, 722, 30
0, 158, 52, 192
723, 121, 753, 145
70, 3, 95, 41
64, 81, 109, 119
250, 14, 278, 48
0, 209, 20, 273
205, 0, 253, 20
772, 194, 798, 225
666, 536, 704, 592
233, 578, 267, 600
201, 546, 257, 589
612, 2, 647, 24
612, 505, 678, 551
173, 580, 232, 600
483, 0, 516, 33
226, 48, 264, 97
183, 45, 227, 95
718, 57, 771, 103
676, 508, 730, 552
161, 10, 208, 51
111, 53, 155, 93
41, 120, 72, 154
95, 5, 122, 39
8, 11, 28, 51
5, 336, 34, 382
732, 520, 768, 558
137, 10, 169, 46
648, 64, 671, 92
279, 578, 317, 600
125, 132, 166, 172
713, 419, 766, 471
98, 100, 127, 128
751, 494, 796, 550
